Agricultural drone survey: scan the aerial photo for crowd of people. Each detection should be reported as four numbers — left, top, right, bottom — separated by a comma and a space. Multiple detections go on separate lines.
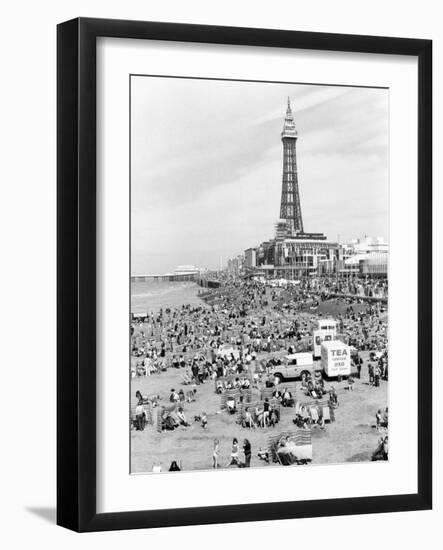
211, 437, 252, 468
293, 275, 388, 300
131, 274, 389, 472
131, 277, 388, 383
238, 400, 280, 429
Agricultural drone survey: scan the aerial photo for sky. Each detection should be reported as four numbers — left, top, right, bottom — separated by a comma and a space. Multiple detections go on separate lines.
131, 76, 389, 275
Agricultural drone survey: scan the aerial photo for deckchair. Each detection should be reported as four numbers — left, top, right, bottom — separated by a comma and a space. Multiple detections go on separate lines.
310, 406, 320, 424
322, 406, 331, 423
267, 429, 313, 464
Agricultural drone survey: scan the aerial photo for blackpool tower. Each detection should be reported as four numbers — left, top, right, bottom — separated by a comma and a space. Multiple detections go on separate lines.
279, 98, 304, 236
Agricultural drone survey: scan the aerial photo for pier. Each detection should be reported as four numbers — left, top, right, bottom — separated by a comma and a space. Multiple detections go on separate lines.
131, 273, 198, 283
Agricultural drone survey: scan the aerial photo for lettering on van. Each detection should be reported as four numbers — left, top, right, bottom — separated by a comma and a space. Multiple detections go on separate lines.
331, 349, 348, 357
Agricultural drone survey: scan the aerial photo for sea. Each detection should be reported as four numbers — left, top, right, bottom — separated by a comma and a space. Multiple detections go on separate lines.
131, 280, 204, 315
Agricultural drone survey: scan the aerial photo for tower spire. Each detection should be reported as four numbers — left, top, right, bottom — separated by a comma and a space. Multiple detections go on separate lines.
279, 99, 304, 235
281, 97, 297, 139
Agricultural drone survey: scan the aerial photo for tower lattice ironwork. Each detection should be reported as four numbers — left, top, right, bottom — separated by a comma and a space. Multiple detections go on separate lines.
279, 98, 304, 235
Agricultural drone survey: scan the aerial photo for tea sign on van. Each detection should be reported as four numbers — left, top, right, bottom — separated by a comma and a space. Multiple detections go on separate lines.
331, 349, 348, 358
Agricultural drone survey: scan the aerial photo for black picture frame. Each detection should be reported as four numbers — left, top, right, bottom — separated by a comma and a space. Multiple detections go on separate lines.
57, 17, 432, 532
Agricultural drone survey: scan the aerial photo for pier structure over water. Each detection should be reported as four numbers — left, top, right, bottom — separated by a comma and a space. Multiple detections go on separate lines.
131, 273, 198, 283
131, 267, 221, 288
132, 264, 210, 283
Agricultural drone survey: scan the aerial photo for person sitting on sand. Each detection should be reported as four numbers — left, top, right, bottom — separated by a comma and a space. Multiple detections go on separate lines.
177, 407, 190, 427
273, 388, 283, 402
269, 406, 279, 427
226, 396, 236, 414
293, 413, 304, 428
282, 388, 294, 407
372, 435, 388, 461
201, 412, 208, 429
181, 370, 193, 385
257, 448, 269, 462
242, 407, 255, 429
347, 376, 355, 391
275, 436, 298, 465
307, 378, 318, 398
169, 460, 181, 471
169, 388, 179, 403
186, 388, 197, 403
162, 413, 178, 431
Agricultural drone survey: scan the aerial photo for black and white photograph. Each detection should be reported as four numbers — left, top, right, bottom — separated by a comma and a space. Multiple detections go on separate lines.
130, 76, 389, 474
0, 0, 436, 542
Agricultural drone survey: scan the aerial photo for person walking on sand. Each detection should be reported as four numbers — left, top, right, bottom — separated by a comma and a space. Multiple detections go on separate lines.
376, 409, 383, 432
374, 365, 381, 387
243, 439, 252, 468
227, 438, 240, 467
368, 364, 374, 386
212, 438, 220, 469
356, 355, 362, 379
135, 402, 145, 431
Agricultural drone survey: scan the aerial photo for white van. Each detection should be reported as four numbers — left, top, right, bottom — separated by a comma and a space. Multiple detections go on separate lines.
271, 352, 315, 382
321, 340, 351, 377
313, 329, 335, 358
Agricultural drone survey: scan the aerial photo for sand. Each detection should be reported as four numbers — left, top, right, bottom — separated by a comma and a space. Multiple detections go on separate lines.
130, 351, 388, 474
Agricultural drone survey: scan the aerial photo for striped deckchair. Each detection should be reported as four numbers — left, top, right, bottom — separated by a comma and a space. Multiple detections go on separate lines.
220, 388, 252, 410
297, 399, 335, 422
236, 400, 263, 424
267, 429, 312, 464
156, 403, 182, 432
237, 399, 281, 426
214, 373, 253, 393
260, 382, 298, 403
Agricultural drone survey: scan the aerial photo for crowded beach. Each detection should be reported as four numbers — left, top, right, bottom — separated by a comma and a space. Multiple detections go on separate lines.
130, 275, 388, 473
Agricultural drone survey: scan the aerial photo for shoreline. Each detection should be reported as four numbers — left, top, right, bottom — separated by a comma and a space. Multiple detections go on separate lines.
131, 279, 207, 315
